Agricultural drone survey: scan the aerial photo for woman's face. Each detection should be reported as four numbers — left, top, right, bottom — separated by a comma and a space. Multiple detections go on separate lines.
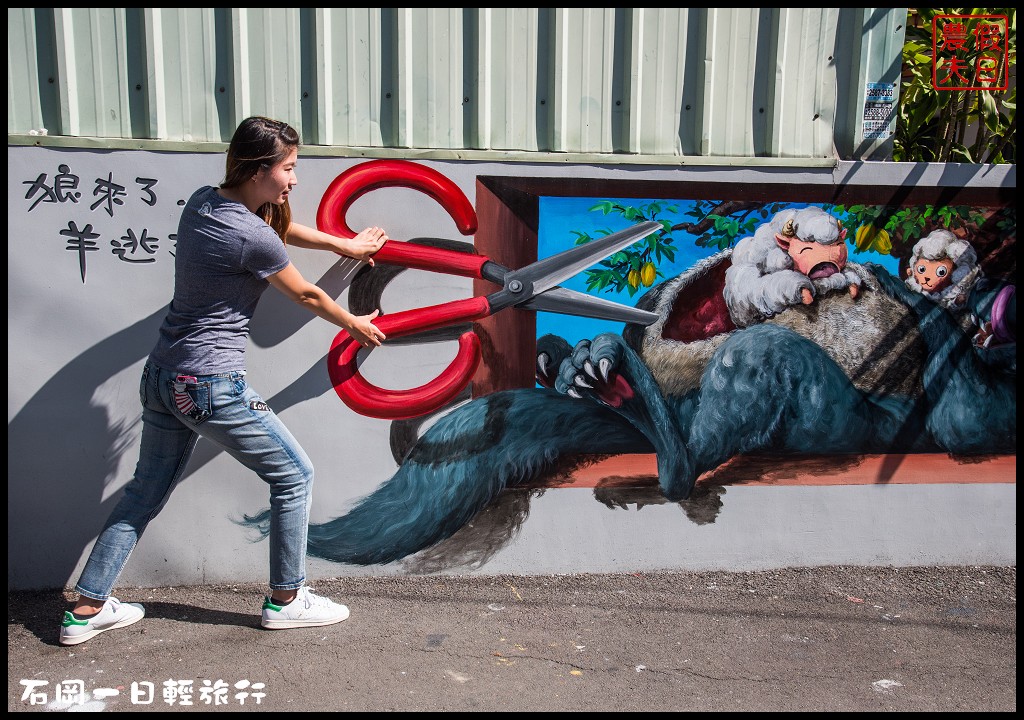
254, 146, 298, 206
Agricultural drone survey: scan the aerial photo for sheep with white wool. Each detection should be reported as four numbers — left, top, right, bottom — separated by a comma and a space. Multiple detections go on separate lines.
904, 229, 980, 309
723, 206, 861, 328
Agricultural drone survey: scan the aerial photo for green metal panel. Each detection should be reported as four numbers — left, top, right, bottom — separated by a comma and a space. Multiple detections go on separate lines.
846, 7, 907, 160
471, 7, 540, 152
551, 8, 616, 153
309, 7, 384, 147
7, 7, 910, 163
768, 8, 844, 159
228, 8, 304, 138
142, 8, 228, 142
702, 8, 763, 157
50, 8, 137, 138
8, 8, 43, 134
394, 7, 464, 149
625, 8, 691, 155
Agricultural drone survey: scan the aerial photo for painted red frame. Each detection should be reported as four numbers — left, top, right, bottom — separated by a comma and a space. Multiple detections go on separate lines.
469, 173, 1015, 488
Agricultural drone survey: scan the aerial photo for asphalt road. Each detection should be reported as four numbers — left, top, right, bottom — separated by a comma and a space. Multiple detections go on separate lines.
8, 566, 1016, 712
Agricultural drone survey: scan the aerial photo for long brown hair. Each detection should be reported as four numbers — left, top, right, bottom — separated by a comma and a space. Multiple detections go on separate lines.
222, 116, 300, 242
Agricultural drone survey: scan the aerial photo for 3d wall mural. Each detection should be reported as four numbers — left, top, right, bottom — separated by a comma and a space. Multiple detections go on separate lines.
8, 150, 1015, 586
237, 160, 1016, 570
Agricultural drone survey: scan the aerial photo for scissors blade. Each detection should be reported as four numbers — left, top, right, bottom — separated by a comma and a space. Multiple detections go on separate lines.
519, 286, 659, 325
513, 220, 662, 296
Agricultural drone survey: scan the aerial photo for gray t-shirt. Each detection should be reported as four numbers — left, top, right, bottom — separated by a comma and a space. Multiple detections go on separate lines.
149, 186, 291, 374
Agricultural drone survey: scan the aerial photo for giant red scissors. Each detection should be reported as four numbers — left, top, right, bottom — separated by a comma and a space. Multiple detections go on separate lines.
316, 159, 661, 420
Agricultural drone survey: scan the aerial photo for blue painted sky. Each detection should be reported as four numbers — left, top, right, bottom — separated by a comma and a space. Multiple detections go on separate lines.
536, 196, 901, 348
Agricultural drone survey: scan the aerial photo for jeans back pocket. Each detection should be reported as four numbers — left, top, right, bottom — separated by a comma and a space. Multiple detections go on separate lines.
172, 375, 213, 424
139, 364, 151, 407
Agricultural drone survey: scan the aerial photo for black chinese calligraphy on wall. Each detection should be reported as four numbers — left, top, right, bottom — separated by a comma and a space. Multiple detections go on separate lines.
21, 163, 181, 283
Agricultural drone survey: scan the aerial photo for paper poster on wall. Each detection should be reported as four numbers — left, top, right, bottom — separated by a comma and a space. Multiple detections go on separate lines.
863, 81, 897, 140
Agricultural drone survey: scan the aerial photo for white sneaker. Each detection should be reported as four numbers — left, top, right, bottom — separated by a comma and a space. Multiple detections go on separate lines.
59, 597, 145, 645
261, 586, 350, 629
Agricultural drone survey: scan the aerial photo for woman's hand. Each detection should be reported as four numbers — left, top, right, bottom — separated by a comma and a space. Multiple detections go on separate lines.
267, 264, 387, 345
285, 222, 388, 264
347, 309, 387, 347
345, 226, 388, 266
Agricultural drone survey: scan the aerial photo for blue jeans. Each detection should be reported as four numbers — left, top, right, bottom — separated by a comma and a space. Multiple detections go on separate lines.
75, 361, 314, 600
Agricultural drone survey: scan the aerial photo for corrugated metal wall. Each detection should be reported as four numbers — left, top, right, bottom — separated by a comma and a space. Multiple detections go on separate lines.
7, 7, 907, 162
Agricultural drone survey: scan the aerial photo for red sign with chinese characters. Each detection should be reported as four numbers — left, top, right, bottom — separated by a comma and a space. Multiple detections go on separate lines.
932, 14, 1009, 91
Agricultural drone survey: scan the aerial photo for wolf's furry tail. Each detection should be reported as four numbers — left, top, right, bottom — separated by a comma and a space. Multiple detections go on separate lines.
302, 389, 650, 565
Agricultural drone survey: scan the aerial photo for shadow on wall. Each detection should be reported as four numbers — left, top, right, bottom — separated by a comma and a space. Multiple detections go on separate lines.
7, 242, 490, 591
8, 307, 165, 591
7, 259, 359, 591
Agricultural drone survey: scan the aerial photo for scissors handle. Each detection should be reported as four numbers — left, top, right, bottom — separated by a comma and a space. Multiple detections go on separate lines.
317, 158, 477, 242
328, 297, 492, 420
372, 240, 489, 279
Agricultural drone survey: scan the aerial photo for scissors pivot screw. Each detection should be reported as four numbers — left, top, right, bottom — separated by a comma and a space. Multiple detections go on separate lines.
508, 280, 524, 293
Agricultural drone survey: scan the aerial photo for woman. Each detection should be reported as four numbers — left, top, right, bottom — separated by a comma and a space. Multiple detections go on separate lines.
59, 116, 387, 645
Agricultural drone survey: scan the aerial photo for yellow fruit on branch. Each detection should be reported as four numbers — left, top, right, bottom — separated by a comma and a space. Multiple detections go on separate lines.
854, 225, 892, 254
641, 261, 657, 286
627, 269, 641, 289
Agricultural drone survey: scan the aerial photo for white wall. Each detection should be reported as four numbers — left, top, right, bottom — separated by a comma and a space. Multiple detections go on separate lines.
7, 145, 1016, 591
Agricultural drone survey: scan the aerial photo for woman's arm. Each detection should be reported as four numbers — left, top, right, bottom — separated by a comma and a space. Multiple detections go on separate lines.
287, 222, 387, 265
267, 262, 386, 347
